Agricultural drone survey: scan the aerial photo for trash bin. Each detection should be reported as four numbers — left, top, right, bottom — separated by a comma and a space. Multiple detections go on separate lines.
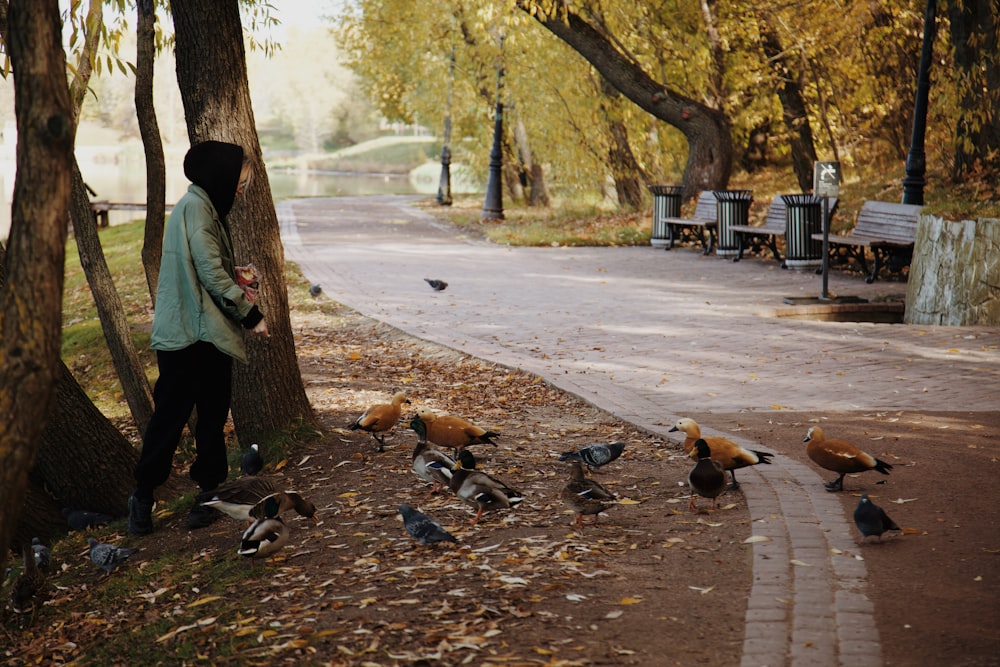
647, 185, 683, 248
713, 190, 752, 257
781, 194, 823, 269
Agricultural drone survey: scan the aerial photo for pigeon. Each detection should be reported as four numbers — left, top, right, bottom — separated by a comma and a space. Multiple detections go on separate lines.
31, 537, 51, 572
853, 493, 901, 543
424, 278, 448, 291
241, 443, 264, 476
557, 441, 625, 471
63, 508, 115, 531
803, 426, 893, 492
398, 504, 457, 545
308, 284, 322, 297
9, 543, 46, 614
687, 439, 727, 511
88, 538, 139, 574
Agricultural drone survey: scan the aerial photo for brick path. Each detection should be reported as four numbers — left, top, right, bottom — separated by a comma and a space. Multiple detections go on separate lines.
279, 195, 999, 666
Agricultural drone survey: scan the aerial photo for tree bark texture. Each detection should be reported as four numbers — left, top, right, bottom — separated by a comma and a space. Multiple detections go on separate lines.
0, 0, 75, 559
171, 0, 315, 444
519, 2, 733, 200
70, 162, 155, 435
135, 0, 166, 303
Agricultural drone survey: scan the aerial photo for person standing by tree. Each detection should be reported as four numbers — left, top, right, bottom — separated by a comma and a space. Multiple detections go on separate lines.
128, 140, 268, 535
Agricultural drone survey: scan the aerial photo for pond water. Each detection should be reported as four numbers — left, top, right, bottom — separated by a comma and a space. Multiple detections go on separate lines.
0, 158, 480, 239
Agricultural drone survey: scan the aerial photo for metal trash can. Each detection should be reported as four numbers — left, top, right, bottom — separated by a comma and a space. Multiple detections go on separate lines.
781, 194, 823, 269
647, 185, 683, 248
713, 190, 752, 257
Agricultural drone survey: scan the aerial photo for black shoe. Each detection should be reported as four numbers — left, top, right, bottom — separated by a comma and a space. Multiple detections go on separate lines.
187, 503, 222, 530
127, 494, 154, 536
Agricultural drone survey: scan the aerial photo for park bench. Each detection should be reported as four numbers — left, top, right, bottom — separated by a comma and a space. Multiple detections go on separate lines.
658, 190, 717, 254
731, 196, 838, 267
89, 200, 174, 227
811, 200, 923, 283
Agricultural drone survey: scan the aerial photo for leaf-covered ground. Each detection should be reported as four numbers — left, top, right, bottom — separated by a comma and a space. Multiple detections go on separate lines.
2, 297, 753, 666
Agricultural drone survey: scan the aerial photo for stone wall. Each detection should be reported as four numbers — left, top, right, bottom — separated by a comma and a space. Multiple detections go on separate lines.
905, 215, 1000, 326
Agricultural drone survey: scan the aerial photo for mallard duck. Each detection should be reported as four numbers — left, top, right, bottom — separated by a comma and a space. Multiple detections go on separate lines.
197, 478, 317, 522
557, 442, 625, 471
412, 439, 455, 493
349, 391, 410, 452
670, 417, 773, 489
398, 504, 457, 545
449, 450, 523, 523
410, 408, 499, 457
240, 443, 264, 476
238, 516, 290, 562
560, 460, 617, 527
687, 439, 727, 511
9, 543, 45, 614
853, 493, 900, 544
804, 425, 893, 492
88, 538, 138, 574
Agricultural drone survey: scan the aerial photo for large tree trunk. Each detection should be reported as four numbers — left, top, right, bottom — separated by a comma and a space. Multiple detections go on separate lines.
519, 1, 733, 200
0, 0, 75, 563
756, 11, 818, 192
135, 0, 167, 303
599, 80, 645, 209
171, 0, 315, 444
70, 164, 155, 434
947, 0, 1000, 179
512, 119, 549, 207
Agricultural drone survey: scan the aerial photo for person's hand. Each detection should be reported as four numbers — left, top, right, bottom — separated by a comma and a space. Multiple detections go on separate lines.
252, 318, 269, 337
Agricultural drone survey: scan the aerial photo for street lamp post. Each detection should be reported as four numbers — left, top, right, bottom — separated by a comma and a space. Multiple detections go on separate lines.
481, 38, 504, 221
437, 47, 454, 206
902, 0, 937, 205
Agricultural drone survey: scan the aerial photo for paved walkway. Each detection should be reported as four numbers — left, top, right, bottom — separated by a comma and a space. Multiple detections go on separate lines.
278, 195, 999, 667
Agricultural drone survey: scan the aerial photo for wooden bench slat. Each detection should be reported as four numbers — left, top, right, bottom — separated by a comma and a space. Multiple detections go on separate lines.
811, 200, 922, 282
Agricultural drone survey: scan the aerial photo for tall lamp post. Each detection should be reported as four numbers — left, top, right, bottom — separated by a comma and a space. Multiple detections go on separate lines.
437, 47, 455, 206
481, 35, 505, 221
902, 0, 937, 205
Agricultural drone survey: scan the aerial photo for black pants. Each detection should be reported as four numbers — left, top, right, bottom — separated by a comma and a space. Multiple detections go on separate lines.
134, 341, 233, 498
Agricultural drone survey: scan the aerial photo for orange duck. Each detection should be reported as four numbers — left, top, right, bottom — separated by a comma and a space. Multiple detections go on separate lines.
803, 425, 893, 492
670, 417, 774, 489
409, 408, 499, 458
349, 391, 410, 452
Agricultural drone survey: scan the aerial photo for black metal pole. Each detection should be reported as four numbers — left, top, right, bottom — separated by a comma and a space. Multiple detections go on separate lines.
821, 196, 831, 299
437, 47, 454, 206
902, 0, 937, 205
481, 65, 504, 220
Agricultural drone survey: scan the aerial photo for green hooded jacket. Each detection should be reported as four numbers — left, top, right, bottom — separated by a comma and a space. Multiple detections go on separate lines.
150, 141, 262, 363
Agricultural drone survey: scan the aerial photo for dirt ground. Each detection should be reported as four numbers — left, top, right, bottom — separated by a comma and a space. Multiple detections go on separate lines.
4, 300, 998, 666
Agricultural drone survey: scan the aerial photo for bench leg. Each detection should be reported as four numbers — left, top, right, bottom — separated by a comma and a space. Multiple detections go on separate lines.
866, 249, 883, 283
703, 227, 716, 256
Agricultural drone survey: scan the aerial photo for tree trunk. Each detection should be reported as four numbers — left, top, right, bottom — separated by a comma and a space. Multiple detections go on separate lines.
69, 163, 155, 435
0, 0, 75, 562
171, 0, 315, 444
599, 79, 645, 209
756, 12, 817, 192
135, 0, 166, 303
512, 119, 550, 207
947, 0, 1000, 179
519, 1, 733, 200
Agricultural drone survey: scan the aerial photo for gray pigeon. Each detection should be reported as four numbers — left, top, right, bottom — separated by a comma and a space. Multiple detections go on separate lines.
241, 443, 264, 476
31, 537, 51, 572
853, 493, 901, 543
398, 504, 457, 545
308, 284, 322, 297
63, 508, 114, 531
557, 441, 625, 471
424, 278, 448, 291
88, 538, 139, 574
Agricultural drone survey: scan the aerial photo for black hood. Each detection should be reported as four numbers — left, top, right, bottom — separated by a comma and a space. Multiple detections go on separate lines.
182, 141, 244, 219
